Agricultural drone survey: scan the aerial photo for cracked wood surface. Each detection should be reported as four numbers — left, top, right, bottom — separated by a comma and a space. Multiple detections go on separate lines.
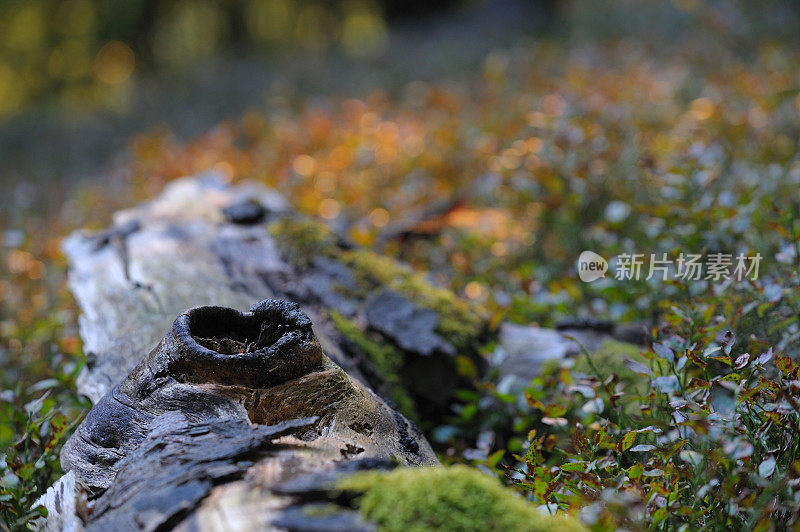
62, 175, 335, 403
64, 173, 484, 418
39, 174, 440, 532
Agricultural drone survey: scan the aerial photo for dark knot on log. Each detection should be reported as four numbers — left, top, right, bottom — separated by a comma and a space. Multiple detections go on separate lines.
164, 299, 323, 389
62, 299, 326, 494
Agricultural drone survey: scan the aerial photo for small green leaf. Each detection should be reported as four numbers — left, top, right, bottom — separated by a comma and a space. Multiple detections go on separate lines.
532, 478, 548, 502
707, 355, 732, 366
44, 412, 70, 454
542, 404, 567, 418
617, 431, 637, 452
652, 506, 668, 525
627, 463, 644, 479
560, 461, 587, 472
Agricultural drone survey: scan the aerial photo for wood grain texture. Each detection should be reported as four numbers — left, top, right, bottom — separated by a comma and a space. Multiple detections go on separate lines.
38, 174, 441, 531
63, 173, 485, 415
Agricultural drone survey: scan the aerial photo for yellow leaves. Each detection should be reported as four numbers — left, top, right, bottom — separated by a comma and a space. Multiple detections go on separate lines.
446, 208, 513, 240
775, 355, 796, 377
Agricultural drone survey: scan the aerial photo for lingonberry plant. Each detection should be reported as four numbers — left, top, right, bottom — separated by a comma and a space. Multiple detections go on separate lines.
495, 251, 800, 530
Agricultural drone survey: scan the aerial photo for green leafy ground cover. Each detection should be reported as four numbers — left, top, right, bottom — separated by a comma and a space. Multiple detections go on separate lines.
2, 0, 800, 529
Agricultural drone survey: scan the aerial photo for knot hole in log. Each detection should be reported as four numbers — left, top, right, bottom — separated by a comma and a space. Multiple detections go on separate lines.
168, 299, 324, 389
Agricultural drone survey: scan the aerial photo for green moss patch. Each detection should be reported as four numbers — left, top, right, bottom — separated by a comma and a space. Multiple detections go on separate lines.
341, 248, 485, 353
337, 465, 585, 532
268, 216, 338, 266
269, 215, 486, 354
330, 310, 418, 420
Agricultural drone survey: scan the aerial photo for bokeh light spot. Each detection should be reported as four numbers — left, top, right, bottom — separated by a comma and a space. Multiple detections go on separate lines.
369, 208, 390, 227
689, 97, 715, 120
93, 41, 135, 84
319, 198, 341, 219
293, 154, 318, 176
465, 281, 486, 300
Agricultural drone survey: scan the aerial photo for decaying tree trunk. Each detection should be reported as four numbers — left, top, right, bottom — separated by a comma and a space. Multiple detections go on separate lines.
63, 174, 486, 419
49, 298, 434, 531
37, 174, 488, 531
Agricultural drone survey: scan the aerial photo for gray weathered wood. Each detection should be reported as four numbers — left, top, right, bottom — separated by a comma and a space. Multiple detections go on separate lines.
61, 175, 333, 403
62, 173, 484, 414
38, 174, 444, 531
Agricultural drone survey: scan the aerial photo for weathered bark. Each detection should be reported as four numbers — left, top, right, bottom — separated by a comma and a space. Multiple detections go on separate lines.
38, 175, 468, 531
62, 175, 485, 419
53, 298, 434, 531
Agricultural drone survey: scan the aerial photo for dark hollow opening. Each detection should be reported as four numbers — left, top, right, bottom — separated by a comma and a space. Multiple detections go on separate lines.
188, 307, 294, 356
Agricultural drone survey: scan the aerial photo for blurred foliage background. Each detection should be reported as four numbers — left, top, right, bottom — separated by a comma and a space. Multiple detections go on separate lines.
0, 0, 546, 115
0, 0, 797, 177
0, 0, 400, 115
0, 0, 797, 116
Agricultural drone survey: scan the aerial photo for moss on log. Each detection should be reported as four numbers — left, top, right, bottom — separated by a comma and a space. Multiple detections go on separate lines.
42, 175, 457, 531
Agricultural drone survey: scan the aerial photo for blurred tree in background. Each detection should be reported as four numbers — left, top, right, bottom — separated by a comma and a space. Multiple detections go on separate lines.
1, 0, 798, 119
0, 0, 479, 116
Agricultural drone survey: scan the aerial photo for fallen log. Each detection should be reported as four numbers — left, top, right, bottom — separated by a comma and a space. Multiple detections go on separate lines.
37, 174, 484, 530
33, 172, 604, 531
62, 174, 486, 420
49, 298, 434, 531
